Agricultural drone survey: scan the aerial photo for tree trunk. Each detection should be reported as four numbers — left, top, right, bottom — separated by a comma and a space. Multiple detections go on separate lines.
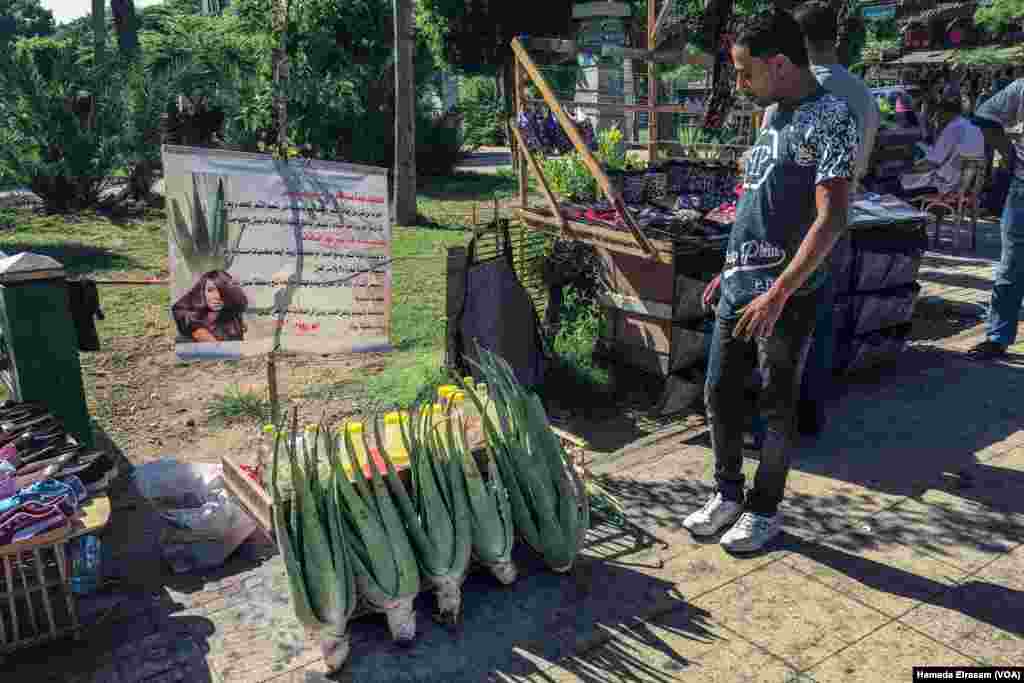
271, 0, 289, 157
393, 0, 417, 225
91, 0, 105, 63
700, 0, 736, 134
110, 0, 139, 58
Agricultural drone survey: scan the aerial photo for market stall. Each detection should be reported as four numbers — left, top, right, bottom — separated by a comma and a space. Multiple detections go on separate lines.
507, 31, 931, 414
0, 399, 114, 657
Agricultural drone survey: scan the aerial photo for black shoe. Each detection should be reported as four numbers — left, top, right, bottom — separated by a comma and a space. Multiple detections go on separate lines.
966, 340, 1007, 360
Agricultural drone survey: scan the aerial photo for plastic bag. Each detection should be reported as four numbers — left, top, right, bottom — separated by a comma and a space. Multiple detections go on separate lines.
133, 459, 258, 573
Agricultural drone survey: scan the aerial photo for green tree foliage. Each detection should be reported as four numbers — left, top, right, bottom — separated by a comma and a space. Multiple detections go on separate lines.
0, 0, 55, 45
975, 0, 1024, 31
0, 38, 127, 211
459, 76, 506, 149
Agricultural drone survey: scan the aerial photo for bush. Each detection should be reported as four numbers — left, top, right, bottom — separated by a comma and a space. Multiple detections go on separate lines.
458, 75, 505, 150
0, 38, 126, 212
417, 107, 465, 176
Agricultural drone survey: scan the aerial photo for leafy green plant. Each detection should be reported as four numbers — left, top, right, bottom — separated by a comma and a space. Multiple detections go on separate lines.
596, 124, 627, 172
542, 153, 598, 202
417, 107, 465, 177
459, 75, 505, 150
0, 37, 127, 212
208, 383, 269, 423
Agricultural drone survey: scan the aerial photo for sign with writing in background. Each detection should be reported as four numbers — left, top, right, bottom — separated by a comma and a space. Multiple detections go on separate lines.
161, 145, 391, 360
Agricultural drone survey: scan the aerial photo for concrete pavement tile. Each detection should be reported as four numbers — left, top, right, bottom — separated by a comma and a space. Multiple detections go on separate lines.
510, 607, 800, 683
928, 448, 1024, 516
590, 447, 758, 559
807, 622, 976, 681
900, 545, 1024, 666
828, 492, 1024, 573
780, 534, 967, 618
778, 471, 906, 540
691, 561, 889, 671
656, 541, 790, 603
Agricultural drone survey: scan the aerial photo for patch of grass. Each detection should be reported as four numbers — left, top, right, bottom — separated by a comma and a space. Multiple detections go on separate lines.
0, 208, 171, 344
305, 349, 447, 414
207, 384, 269, 424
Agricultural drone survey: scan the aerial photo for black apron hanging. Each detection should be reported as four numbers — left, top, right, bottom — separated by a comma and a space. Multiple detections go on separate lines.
66, 277, 104, 352
455, 220, 547, 389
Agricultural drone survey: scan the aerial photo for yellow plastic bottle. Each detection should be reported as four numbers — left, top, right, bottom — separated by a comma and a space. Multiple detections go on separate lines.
341, 421, 370, 480
437, 384, 458, 406
382, 411, 411, 470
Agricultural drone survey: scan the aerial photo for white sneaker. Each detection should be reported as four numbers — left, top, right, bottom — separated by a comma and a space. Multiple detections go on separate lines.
720, 512, 781, 552
683, 492, 744, 537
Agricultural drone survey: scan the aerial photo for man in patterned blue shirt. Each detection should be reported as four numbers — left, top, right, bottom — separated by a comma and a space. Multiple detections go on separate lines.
968, 78, 1024, 360
684, 10, 859, 552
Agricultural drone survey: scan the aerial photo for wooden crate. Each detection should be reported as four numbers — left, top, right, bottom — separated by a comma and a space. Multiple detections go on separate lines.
0, 529, 79, 655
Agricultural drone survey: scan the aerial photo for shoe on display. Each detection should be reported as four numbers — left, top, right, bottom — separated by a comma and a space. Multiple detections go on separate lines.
683, 492, 744, 537
720, 512, 782, 553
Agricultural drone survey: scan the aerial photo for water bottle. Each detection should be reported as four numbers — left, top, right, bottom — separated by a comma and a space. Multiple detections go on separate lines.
70, 534, 102, 596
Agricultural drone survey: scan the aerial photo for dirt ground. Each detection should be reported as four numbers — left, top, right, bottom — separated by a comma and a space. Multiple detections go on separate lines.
80, 334, 387, 466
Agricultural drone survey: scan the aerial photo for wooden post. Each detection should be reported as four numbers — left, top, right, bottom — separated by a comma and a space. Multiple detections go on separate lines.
510, 123, 570, 234
647, 0, 657, 164
510, 38, 657, 258
393, 0, 417, 226
268, 0, 289, 428
514, 58, 529, 209
445, 247, 468, 370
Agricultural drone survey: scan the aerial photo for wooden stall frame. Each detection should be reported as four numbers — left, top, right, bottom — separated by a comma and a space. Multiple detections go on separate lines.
510, 2, 744, 262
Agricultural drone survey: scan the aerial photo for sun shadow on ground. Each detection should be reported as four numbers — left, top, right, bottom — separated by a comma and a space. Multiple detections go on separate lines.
0, 241, 145, 274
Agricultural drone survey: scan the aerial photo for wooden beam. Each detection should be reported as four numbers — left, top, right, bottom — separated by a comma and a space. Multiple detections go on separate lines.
572, 1, 632, 19
509, 122, 569, 235
647, 0, 658, 164
514, 58, 529, 209
601, 46, 713, 66
650, 0, 674, 47
511, 37, 658, 259
518, 208, 674, 264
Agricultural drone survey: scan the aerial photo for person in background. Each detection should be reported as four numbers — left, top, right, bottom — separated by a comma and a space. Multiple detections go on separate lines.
755, 0, 880, 439
686, 10, 858, 552
899, 98, 985, 197
967, 78, 1024, 359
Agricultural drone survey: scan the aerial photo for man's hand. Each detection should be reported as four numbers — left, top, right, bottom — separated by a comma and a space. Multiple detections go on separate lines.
192, 328, 217, 343
703, 274, 722, 310
735, 289, 790, 341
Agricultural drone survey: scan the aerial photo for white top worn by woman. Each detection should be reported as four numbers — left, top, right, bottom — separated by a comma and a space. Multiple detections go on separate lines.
900, 115, 985, 194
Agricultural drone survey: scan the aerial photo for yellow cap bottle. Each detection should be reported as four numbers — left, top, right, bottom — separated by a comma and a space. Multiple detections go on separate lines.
437, 384, 458, 403
341, 422, 369, 480
382, 411, 411, 470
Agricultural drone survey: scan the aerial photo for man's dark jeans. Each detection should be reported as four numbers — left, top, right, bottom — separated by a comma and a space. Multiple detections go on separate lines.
985, 179, 1024, 346
705, 291, 819, 515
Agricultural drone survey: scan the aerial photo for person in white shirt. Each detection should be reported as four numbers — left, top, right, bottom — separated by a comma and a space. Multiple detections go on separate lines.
900, 98, 985, 196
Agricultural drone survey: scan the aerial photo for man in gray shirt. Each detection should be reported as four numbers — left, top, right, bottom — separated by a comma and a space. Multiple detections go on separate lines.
968, 78, 1024, 360
754, 1, 880, 438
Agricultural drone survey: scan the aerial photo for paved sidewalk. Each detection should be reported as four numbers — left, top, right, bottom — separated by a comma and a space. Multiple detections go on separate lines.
4, 221, 1022, 682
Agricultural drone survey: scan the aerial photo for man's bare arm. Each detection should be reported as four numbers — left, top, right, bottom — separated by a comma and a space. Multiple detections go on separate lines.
770, 178, 850, 299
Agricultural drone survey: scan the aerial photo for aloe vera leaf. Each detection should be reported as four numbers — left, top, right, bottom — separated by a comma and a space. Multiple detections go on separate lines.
331, 446, 400, 599
169, 197, 196, 265
364, 428, 421, 598
190, 174, 211, 255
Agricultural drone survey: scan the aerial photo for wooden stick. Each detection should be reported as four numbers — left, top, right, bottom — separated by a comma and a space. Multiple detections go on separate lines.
4, 555, 17, 642
517, 208, 673, 264
32, 549, 56, 640
53, 543, 79, 640
514, 58, 529, 209
647, 0, 658, 165
16, 555, 37, 635
267, 353, 280, 428
509, 124, 570, 235
651, 0, 674, 47
510, 38, 657, 258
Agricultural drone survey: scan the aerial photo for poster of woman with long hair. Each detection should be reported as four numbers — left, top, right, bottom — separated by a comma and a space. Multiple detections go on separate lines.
162, 145, 392, 361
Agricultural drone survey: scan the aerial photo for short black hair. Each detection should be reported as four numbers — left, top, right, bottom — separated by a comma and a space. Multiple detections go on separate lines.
792, 1, 837, 48
735, 10, 809, 67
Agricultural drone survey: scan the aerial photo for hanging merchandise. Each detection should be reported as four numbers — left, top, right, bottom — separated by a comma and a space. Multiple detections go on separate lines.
66, 277, 104, 352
